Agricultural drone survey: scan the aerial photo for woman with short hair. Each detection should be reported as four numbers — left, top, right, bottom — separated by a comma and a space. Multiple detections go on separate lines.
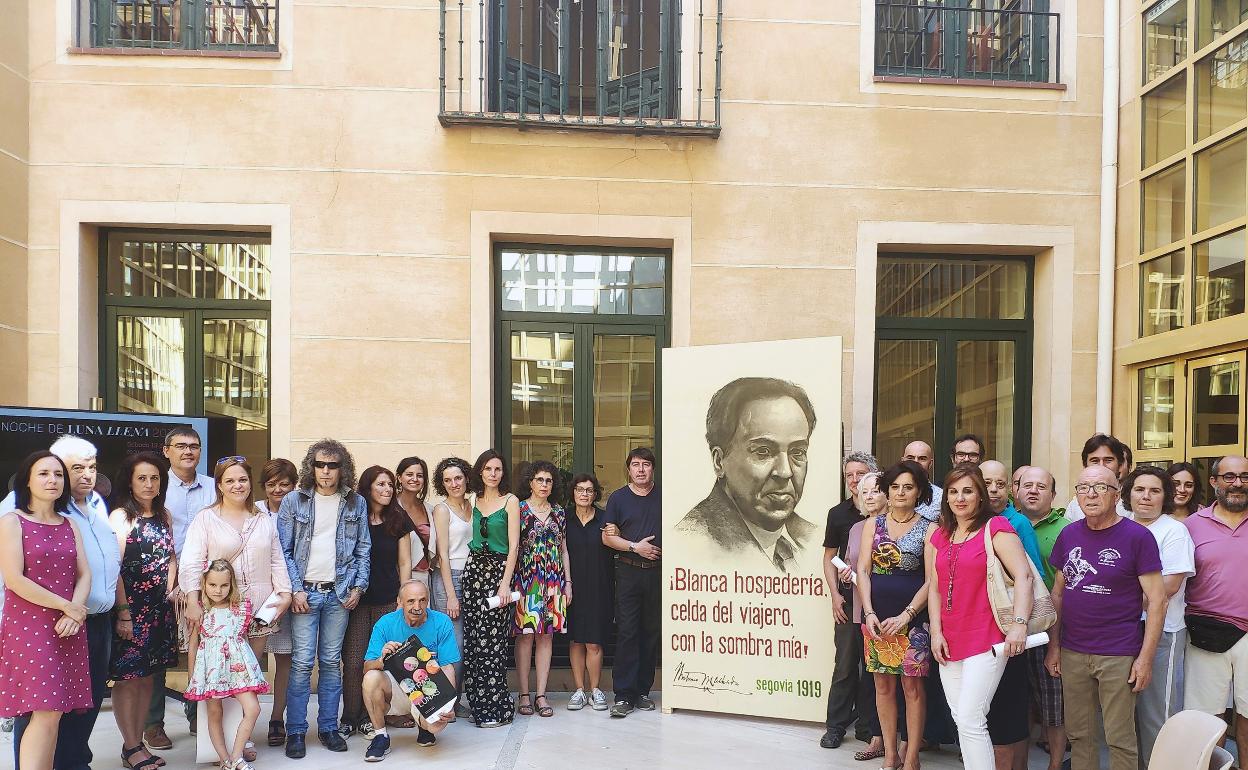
564, 472, 614, 712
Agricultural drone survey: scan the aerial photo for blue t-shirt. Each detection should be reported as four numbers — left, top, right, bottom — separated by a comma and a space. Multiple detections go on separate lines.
364, 608, 461, 666
1003, 505, 1046, 578
1049, 517, 1162, 657
605, 484, 662, 547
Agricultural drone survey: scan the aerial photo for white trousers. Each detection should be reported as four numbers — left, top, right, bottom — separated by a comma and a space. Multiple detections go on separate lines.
938, 649, 1008, 770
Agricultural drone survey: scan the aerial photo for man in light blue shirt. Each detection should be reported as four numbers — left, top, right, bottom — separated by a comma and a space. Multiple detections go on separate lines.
146, 425, 215, 749
3, 435, 121, 770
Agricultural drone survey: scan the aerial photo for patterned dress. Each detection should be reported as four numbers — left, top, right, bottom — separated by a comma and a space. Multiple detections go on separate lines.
0, 515, 92, 716
461, 499, 516, 724
111, 515, 178, 680
863, 513, 932, 677
513, 501, 567, 635
185, 600, 269, 700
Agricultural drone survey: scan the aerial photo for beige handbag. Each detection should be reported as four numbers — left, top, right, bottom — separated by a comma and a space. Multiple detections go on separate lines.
984, 524, 1056, 635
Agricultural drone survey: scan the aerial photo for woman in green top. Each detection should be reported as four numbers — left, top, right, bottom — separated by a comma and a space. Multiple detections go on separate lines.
460, 449, 521, 727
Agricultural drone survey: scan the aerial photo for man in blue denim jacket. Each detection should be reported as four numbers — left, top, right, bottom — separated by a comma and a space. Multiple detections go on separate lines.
277, 438, 371, 759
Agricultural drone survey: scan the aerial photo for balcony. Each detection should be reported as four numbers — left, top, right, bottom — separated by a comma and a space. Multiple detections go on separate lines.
875, 2, 1061, 87
80, 0, 279, 53
438, 0, 722, 136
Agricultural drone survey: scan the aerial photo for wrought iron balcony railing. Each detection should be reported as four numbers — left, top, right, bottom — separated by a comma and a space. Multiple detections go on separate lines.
875, 2, 1060, 85
438, 0, 722, 136
83, 0, 279, 52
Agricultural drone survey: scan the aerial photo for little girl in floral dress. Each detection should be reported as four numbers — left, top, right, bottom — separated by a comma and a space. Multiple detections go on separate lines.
186, 559, 268, 770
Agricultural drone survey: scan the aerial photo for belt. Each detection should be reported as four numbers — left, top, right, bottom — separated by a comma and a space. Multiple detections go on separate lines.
616, 553, 660, 569
303, 580, 336, 592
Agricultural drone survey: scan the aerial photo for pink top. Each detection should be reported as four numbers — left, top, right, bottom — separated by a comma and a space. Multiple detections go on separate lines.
931, 516, 1016, 662
179, 507, 292, 610
1184, 505, 1248, 631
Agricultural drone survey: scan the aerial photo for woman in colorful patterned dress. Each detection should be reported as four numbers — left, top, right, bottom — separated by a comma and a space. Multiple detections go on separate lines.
108, 452, 179, 770
0, 451, 92, 770
511, 460, 572, 719
185, 559, 268, 770
855, 460, 935, 770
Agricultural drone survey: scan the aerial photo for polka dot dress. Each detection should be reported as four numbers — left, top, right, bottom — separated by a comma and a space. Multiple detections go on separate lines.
0, 515, 92, 717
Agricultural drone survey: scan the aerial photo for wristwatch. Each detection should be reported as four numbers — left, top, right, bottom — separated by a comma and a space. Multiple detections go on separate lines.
1012, 616, 1027, 626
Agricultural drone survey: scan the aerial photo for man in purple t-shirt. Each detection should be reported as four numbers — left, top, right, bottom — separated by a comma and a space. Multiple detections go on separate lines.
1044, 465, 1166, 770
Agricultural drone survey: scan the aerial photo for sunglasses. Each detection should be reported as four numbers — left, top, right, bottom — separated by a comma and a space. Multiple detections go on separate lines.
215, 456, 246, 467
479, 514, 489, 541
312, 461, 342, 470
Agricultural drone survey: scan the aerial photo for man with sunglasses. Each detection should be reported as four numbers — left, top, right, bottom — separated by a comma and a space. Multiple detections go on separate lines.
1180, 455, 1248, 753
277, 439, 372, 759
144, 426, 217, 750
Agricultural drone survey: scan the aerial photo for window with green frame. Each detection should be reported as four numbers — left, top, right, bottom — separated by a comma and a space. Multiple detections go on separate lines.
494, 244, 668, 497
83, 0, 278, 52
100, 230, 272, 468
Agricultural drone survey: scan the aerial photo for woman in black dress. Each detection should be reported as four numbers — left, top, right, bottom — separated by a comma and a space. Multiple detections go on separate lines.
563, 473, 614, 712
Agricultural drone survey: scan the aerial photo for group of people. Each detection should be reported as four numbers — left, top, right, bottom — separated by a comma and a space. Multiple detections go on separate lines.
820, 433, 1248, 770
0, 430, 666, 770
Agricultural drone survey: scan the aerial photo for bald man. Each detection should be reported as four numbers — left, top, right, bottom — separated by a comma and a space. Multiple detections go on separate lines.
1045, 465, 1166, 770
360, 580, 459, 761
980, 461, 1044, 575
902, 440, 943, 522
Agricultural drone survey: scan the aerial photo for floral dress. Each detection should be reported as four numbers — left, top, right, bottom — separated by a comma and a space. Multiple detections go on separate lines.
185, 600, 269, 701
863, 513, 932, 677
512, 501, 567, 635
110, 516, 178, 680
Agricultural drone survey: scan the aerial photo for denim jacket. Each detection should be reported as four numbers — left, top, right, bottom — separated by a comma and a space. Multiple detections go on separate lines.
276, 486, 371, 603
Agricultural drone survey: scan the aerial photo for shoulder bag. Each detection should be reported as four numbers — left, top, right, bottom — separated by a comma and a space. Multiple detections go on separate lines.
984, 525, 1057, 635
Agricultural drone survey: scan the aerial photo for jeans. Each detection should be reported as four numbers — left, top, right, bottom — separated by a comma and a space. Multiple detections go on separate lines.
937, 649, 1008, 770
286, 588, 350, 735
1061, 649, 1138, 770
430, 567, 464, 652
13, 613, 112, 770
612, 562, 661, 705
1136, 629, 1185, 768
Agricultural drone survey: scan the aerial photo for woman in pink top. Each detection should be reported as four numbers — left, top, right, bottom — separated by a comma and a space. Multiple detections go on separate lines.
925, 465, 1033, 770
180, 457, 293, 661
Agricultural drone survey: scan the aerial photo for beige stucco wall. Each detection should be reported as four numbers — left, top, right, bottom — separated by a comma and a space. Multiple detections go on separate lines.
13, 0, 1105, 490
1, 0, 29, 405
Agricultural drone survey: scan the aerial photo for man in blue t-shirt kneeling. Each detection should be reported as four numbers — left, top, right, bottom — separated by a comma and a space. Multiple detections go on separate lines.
361, 580, 460, 762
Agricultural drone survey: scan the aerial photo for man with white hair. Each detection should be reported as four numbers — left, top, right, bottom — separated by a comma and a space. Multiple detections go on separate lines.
2, 435, 121, 770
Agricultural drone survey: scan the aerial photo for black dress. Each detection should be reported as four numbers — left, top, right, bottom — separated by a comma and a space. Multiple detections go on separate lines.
564, 507, 615, 645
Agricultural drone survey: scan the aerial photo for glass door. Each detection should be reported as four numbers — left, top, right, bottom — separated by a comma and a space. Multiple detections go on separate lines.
506, 324, 578, 474
592, 328, 657, 493
599, 0, 677, 119
1186, 350, 1246, 502
109, 309, 189, 415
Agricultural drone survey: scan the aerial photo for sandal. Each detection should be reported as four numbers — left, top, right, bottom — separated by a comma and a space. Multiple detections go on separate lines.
517, 693, 534, 716
267, 719, 286, 747
242, 741, 257, 762
122, 744, 162, 770
854, 744, 886, 762
535, 694, 554, 717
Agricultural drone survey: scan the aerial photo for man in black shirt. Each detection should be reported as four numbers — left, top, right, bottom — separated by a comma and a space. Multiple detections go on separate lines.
602, 448, 662, 718
821, 451, 878, 749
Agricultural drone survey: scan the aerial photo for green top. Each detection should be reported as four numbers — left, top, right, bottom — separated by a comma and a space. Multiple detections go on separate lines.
1029, 507, 1070, 589
471, 496, 512, 554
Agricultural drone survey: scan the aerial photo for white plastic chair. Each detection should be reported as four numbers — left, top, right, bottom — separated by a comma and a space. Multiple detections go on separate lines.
1148, 710, 1228, 770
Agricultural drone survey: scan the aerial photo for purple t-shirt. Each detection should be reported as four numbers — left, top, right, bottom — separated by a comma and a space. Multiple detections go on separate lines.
1049, 517, 1162, 657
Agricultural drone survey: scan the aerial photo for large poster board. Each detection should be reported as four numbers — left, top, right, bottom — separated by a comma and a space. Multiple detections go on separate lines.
661, 337, 841, 722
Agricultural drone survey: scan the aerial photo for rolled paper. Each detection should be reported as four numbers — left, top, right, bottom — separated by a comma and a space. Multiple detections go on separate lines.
485, 591, 522, 610
990, 631, 1050, 657
830, 556, 857, 585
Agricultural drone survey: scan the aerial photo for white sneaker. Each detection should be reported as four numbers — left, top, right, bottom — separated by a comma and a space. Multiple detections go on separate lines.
568, 689, 587, 710
591, 689, 608, 711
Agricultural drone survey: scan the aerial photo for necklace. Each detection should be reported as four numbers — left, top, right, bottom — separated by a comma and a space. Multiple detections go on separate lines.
888, 511, 917, 525
944, 528, 973, 612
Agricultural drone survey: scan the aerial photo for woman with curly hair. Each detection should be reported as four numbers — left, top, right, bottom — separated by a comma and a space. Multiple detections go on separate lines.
855, 460, 936, 770
564, 472, 613, 711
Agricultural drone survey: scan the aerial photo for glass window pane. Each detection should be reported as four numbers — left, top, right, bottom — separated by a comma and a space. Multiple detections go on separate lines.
1195, 227, 1247, 321
116, 315, 186, 415
1198, 0, 1248, 48
1147, 0, 1189, 83
499, 249, 666, 315
1144, 72, 1187, 166
1142, 163, 1187, 252
593, 334, 656, 496
953, 340, 1016, 469
876, 258, 1027, 320
1196, 33, 1248, 140
1191, 456, 1223, 508
1138, 363, 1176, 449
202, 318, 269, 428
509, 330, 576, 473
1195, 133, 1247, 233
1191, 357, 1241, 446
874, 339, 937, 465
107, 236, 271, 300
1141, 250, 1187, 335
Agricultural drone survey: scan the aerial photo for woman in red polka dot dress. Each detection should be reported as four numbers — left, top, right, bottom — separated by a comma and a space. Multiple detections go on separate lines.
0, 451, 92, 770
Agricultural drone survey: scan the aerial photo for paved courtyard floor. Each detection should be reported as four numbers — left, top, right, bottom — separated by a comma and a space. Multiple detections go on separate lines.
0, 692, 1067, 769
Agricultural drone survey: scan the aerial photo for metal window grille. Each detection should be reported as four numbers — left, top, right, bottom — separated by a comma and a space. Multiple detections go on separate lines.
86, 0, 279, 52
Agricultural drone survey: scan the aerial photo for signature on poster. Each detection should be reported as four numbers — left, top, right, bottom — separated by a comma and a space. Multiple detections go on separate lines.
672, 661, 752, 695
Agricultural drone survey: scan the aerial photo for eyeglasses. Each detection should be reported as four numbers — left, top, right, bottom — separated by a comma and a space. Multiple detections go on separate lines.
167, 442, 201, 452
1217, 472, 1248, 485
215, 456, 246, 467
952, 452, 981, 462
573, 486, 595, 495
312, 461, 342, 470
533, 477, 554, 486
1074, 482, 1118, 495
